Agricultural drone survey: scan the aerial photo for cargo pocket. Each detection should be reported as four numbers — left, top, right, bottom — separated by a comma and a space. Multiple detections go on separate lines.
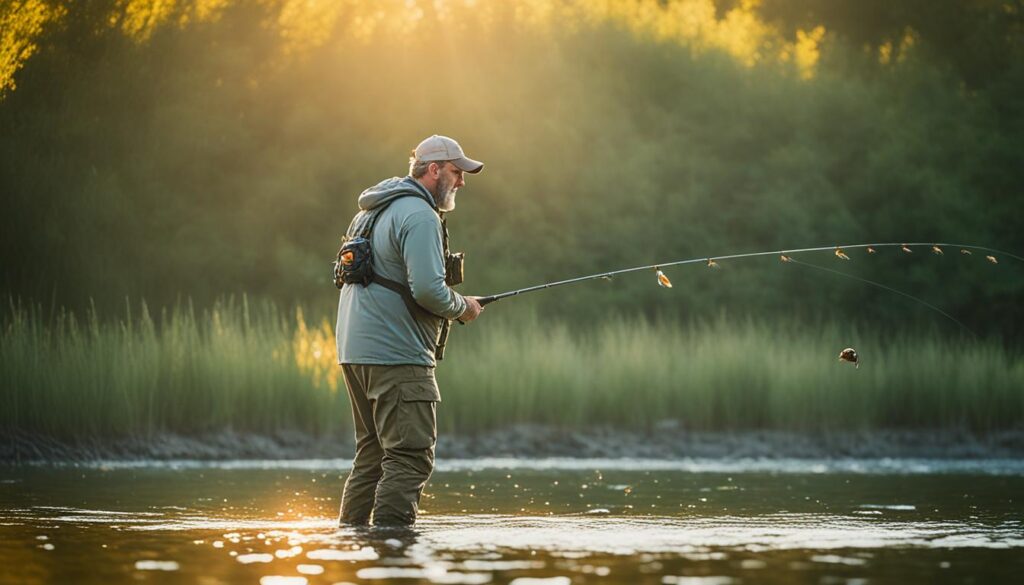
397, 380, 440, 450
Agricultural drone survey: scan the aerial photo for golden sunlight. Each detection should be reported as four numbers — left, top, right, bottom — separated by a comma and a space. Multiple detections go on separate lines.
0, 0, 65, 96
2, 0, 832, 96
290, 307, 340, 392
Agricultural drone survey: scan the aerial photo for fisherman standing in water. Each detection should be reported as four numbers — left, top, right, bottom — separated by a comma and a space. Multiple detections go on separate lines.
334, 135, 485, 526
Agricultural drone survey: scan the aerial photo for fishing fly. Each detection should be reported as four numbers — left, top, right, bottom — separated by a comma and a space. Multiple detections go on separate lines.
655, 268, 672, 288
838, 348, 859, 368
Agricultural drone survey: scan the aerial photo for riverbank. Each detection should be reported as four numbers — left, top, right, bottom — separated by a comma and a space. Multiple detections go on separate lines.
5, 425, 1024, 463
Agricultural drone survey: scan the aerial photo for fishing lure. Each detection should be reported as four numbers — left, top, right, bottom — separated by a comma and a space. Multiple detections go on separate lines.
932, 245, 944, 255
706, 258, 720, 269
835, 248, 850, 260
655, 268, 672, 288
838, 348, 859, 369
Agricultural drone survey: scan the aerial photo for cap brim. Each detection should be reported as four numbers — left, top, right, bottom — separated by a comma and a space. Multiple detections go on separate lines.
452, 156, 484, 174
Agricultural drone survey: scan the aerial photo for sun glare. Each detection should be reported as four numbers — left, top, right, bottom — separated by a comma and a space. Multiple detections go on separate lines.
0, 0, 65, 96
289, 307, 340, 392
1, 0, 836, 98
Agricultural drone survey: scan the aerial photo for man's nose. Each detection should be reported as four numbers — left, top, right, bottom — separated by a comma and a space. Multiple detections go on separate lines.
456, 175, 465, 188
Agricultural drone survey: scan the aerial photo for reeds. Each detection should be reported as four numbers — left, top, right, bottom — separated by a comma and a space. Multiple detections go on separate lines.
0, 298, 346, 439
2, 299, 1021, 440
440, 313, 1024, 433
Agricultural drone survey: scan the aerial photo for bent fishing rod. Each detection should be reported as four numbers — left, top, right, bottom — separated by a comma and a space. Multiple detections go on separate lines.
476, 241, 1022, 312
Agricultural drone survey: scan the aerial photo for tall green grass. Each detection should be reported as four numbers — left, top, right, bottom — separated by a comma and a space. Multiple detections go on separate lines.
0, 298, 347, 440
2, 299, 1022, 440
441, 313, 1024, 433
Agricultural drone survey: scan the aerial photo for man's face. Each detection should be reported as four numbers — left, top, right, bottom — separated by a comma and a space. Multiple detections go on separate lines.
433, 162, 465, 212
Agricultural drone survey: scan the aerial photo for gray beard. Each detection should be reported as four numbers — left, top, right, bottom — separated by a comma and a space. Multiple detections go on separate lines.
434, 174, 456, 212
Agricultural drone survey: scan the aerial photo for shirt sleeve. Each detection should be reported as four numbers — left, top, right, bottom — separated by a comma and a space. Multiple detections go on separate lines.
400, 209, 467, 320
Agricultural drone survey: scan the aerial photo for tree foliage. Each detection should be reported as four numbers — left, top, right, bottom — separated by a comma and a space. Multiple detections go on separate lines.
1, 0, 1022, 337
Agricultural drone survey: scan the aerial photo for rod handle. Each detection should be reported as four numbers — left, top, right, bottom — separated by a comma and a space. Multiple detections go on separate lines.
477, 295, 501, 307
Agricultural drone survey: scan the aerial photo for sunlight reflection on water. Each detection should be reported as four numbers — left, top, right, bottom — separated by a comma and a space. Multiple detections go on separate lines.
14, 507, 1024, 552
3, 460, 1024, 583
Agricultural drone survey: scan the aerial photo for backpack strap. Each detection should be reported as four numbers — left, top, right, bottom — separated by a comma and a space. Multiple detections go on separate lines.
371, 274, 441, 322
371, 272, 451, 360
345, 188, 436, 239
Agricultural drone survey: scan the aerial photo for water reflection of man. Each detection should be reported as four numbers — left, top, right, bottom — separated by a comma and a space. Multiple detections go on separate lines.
335, 135, 485, 526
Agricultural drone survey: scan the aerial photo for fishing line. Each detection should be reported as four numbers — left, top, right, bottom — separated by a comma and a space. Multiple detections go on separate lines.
784, 257, 977, 337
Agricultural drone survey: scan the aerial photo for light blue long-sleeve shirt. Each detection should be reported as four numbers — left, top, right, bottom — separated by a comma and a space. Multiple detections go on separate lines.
336, 176, 467, 366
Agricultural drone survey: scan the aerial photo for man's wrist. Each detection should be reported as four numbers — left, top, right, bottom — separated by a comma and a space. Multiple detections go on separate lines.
453, 293, 468, 320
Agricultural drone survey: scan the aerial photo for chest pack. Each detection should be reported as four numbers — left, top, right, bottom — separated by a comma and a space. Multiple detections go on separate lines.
333, 192, 465, 359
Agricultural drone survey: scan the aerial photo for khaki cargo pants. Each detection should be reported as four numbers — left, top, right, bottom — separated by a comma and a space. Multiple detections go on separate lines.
338, 364, 440, 526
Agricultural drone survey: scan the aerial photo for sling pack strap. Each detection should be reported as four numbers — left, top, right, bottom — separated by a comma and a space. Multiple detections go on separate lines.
371, 274, 453, 360
371, 275, 439, 321
345, 187, 436, 240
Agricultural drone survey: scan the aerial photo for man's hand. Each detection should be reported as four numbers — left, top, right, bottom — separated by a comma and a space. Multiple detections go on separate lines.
458, 296, 484, 323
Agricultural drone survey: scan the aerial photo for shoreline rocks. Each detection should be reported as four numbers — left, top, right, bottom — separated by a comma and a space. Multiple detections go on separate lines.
4, 426, 1024, 464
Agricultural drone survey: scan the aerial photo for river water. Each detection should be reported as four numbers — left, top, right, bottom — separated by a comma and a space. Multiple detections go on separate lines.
2, 458, 1023, 584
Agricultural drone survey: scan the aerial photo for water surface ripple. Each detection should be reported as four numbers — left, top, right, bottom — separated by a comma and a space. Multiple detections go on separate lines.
2, 459, 1022, 584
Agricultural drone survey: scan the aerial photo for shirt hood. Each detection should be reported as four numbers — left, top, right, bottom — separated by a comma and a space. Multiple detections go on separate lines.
357, 176, 437, 212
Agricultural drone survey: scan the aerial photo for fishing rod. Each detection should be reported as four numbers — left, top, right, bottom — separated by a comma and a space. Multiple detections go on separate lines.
477, 242, 1021, 310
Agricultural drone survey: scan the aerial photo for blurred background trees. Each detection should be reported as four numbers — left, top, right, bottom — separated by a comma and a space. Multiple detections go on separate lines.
2, 0, 1022, 338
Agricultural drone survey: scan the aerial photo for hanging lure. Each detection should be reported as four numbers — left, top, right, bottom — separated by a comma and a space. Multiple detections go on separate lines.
780, 254, 793, 263
835, 248, 850, 260
866, 247, 877, 254
655, 268, 672, 288
987, 255, 998, 264
932, 245, 944, 255
706, 258, 720, 269
961, 249, 972, 255
901, 244, 913, 254
838, 347, 859, 369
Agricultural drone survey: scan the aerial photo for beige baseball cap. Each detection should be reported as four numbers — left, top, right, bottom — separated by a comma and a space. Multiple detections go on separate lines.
414, 135, 484, 174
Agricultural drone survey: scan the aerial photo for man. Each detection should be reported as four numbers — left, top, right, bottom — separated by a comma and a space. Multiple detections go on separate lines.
335, 135, 485, 527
